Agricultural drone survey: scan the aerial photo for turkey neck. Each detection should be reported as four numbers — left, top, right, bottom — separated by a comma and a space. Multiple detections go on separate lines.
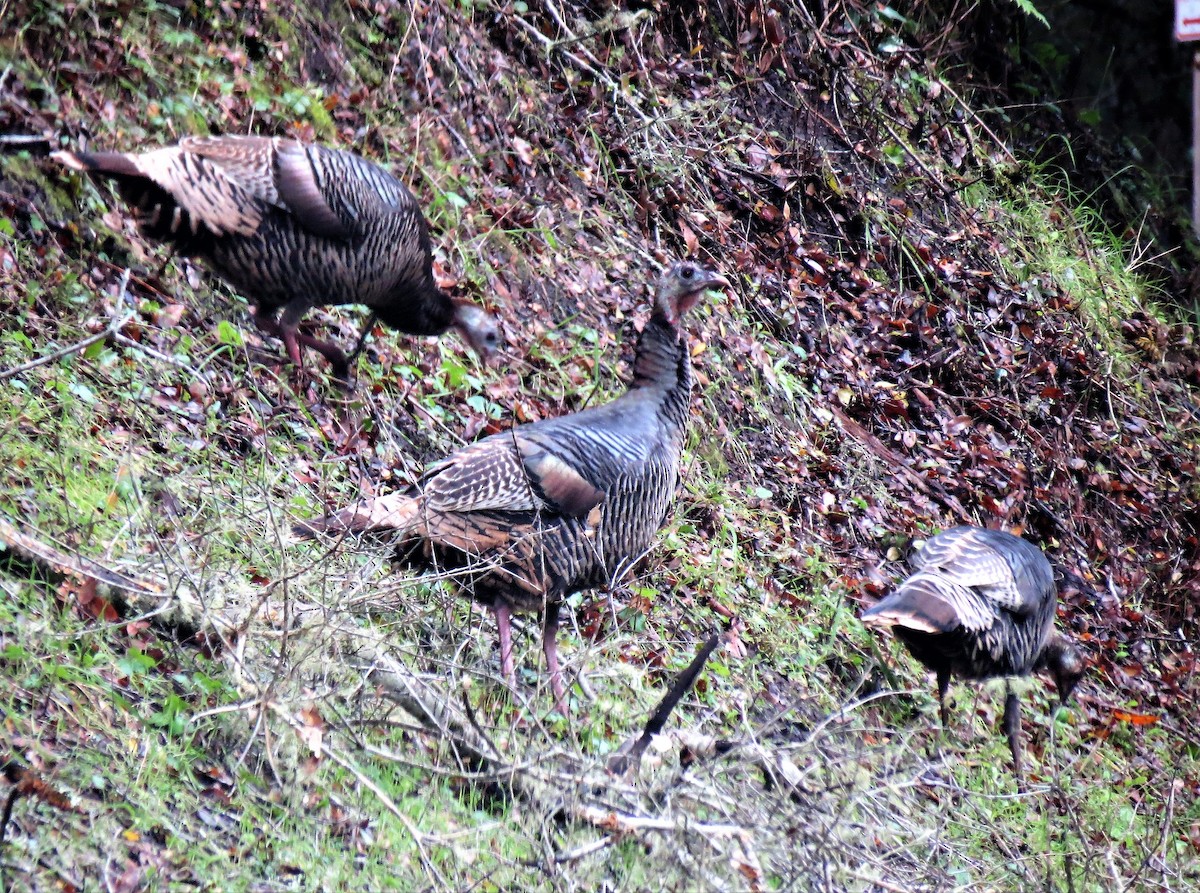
631, 313, 693, 428
373, 278, 453, 336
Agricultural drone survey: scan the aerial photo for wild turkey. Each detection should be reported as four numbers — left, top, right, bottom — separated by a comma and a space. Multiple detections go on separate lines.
861, 525, 1084, 780
52, 136, 499, 377
296, 261, 729, 711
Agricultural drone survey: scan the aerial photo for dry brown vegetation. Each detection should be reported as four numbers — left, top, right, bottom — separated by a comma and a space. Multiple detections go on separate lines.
2, 1, 1199, 890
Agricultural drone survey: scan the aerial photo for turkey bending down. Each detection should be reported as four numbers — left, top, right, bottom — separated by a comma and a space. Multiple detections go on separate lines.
861, 525, 1085, 780
295, 261, 729, 712
52, 136, 499, 378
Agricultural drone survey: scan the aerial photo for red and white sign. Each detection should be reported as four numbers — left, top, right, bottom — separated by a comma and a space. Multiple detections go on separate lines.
1178, 0, 1200, 42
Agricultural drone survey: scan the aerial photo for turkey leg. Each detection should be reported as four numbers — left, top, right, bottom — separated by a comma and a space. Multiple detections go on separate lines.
253, 307, 350, 378
1003, 683, 1023, 783
542, 601, 567, 714
494, 601, 515, 686
936, 668, 952, 727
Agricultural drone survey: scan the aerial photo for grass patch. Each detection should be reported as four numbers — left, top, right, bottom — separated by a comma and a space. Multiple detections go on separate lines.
962, 168, 1168, 369
2, 0, 1199, 889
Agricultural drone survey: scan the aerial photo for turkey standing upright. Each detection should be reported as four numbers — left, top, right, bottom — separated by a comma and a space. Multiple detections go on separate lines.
52, 135, 499, 377
296, 261, 729, 711
861, 525, 1084, 780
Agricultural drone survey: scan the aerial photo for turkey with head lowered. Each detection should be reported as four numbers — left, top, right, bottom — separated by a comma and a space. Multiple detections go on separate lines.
862, 525, 1085, 781
53, 135, 499, 379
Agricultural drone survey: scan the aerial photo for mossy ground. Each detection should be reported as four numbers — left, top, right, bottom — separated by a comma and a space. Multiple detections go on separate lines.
1, 1, 1199, 890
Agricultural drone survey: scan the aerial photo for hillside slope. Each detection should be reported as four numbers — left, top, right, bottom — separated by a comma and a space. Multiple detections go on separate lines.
1, 1, 1198, 890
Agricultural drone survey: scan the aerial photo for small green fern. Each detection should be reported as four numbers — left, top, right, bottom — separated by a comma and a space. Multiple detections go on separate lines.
1011, 0, 1049, 27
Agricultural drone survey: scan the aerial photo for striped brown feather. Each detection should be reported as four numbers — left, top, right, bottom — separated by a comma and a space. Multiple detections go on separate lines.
179, 136, 282, 207
294, 492, 422, 538
296, 261, 730, 707
860, 577, 961, 634
862, 524, 1085, 778
273, 142, 349, 239
419, 440, 541, 514
53, 135, 498, 373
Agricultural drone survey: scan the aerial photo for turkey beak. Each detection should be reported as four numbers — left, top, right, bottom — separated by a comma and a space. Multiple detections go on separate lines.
680, 272, 730, 315
692, 271, 730, 304
452, 302, 503, 363
704, 272, 731, 297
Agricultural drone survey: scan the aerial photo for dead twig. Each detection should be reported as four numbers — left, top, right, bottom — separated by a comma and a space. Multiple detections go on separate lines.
672, 728, 806, 794
360, 636, 771, 879
831, 404, 973, 524
112, 331, 203, 378
0, 512, 162, 599
0, 134, 52, 155
265, 702, 446, 883
0, 270, 135, 381
608, 628, 726, 776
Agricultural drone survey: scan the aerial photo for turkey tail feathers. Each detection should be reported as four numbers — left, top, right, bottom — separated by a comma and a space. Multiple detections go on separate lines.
52, 149, 143, 177
293, 493, 422, 540
861, 576, 964, 634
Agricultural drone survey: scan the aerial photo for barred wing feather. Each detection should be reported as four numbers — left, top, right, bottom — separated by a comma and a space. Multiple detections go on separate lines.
911, 526, 1051, 615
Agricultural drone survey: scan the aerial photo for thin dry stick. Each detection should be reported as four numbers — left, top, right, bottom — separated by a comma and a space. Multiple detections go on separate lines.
508, 11, 652, 125
609, 629, 725, 775
937, 78, 1019, 165
848, 868, 915, 893
112, 331, 202, 377
0, 512, 163, 598
266, 702, 443, 875
679, 732, 816, 809
545, 835, 614, 866
831, 405, 973, 523
570, 804, 754, 839
0, 269, 134, 380
362, 642, 772, 869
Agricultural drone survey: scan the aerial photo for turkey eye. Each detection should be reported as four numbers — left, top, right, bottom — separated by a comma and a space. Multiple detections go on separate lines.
680, 266, 695, 279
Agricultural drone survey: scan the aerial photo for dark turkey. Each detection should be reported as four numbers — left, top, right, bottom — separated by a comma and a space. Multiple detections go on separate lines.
52, 136, 499, 377
861, 525, 1084, 780
296, 261, 729, 711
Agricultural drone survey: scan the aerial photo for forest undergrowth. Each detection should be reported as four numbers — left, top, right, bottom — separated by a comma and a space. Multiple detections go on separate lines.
1, 1, 1198, 890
